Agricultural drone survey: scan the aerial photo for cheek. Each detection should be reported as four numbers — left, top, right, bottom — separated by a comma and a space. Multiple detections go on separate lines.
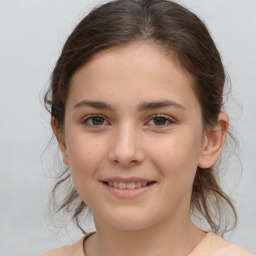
66, 133, 106, 186
148, 129, 202, 186
66, 134, 108, 207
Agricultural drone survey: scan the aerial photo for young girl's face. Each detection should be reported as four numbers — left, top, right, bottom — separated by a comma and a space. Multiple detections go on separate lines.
58, 43, 210, 231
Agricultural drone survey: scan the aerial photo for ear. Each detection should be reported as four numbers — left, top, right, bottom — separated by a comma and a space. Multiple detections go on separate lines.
198, 112, 228, 169
51, 117, 70, 166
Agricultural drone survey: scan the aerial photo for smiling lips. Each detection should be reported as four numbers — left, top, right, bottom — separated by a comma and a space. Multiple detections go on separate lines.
105, 181, 153, 189
102, 178, 156, 198
102, 177, 156, 189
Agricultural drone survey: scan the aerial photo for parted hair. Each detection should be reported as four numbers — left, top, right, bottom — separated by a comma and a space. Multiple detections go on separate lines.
44, 0, 237, 234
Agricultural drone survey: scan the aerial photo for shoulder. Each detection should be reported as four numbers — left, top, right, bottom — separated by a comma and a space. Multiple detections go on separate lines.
40, 232, 95, 256
190, 232, 254, 256
40, 245, 72, 256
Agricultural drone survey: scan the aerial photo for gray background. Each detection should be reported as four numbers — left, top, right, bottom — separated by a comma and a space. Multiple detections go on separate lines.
0, 0, 255, 255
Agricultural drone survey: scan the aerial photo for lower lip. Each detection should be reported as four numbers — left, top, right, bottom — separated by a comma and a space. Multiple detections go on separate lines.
102, 182, 156, 199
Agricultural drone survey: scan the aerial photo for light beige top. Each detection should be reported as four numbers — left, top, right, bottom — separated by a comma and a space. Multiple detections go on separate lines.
41, 232, 254, 256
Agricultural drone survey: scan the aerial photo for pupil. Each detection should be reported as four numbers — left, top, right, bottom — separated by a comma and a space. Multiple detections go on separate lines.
92, 117, 104, 125
154, 117, 166, 125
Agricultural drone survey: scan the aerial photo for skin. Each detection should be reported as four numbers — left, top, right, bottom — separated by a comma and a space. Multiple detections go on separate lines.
52, 42, 228, 256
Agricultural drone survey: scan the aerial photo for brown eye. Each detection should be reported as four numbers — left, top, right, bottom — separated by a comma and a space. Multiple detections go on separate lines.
147, 115, 175, 127
83, 115, 109, 126
153, 117, 168, 125
91, 116, 105, 125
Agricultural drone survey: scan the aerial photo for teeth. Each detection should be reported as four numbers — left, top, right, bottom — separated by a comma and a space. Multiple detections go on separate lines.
119, 182, 126, 189
127, 182, 136, 189
135, 182, 142, 188
107, 181, 149, 189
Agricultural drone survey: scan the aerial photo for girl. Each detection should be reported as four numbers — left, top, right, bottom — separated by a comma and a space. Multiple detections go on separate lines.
42, 0, 254, 255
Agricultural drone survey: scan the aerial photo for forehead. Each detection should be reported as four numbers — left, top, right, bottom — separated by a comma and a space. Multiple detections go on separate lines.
74, 42, 190, 80
68, 42, 199, 111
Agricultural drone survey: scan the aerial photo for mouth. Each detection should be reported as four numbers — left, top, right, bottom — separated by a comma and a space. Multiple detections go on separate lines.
102, 181, 156, 190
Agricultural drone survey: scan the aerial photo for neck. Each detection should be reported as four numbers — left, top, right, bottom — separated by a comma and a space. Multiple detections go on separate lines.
85, 214, 206, 256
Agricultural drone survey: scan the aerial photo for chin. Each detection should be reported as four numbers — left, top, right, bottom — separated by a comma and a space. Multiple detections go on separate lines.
101, 211, 160, 231
110, 220, 151, 231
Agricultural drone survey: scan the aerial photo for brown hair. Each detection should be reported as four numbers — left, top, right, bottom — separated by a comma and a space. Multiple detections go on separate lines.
44, 0, 237, 234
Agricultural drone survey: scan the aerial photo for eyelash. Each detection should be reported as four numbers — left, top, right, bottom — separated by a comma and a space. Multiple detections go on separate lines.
82, 114, 175, 128
82, 115, 109, 127
147, 114, 175, 127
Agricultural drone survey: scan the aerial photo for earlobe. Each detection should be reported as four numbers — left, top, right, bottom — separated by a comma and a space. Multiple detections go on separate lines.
198, 112, 228, 169
51, 118, 70, 166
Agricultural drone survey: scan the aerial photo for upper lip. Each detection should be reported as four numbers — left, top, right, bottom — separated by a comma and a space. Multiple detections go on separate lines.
101, 177, 155, 183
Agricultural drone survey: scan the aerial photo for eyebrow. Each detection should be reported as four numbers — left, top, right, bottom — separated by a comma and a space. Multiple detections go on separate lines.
73, 100, 115, 111
138, 100, 186, 112
73, 99, 186, 112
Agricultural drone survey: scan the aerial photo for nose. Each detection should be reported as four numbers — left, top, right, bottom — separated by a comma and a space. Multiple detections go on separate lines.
108, 124, 145, 168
